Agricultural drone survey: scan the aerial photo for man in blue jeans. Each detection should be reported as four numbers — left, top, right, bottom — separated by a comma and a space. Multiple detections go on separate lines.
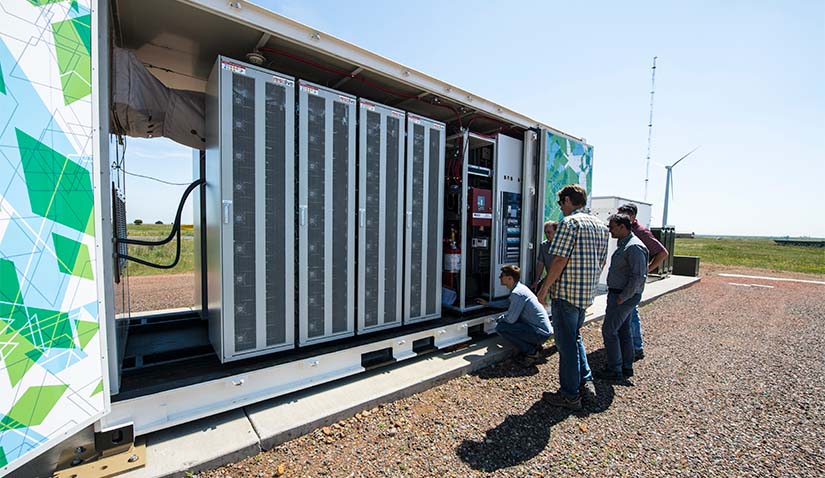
617, 203, 668, 361
538, 185, 610, 410
478, 265, 552, 367
601, 213, 649, 380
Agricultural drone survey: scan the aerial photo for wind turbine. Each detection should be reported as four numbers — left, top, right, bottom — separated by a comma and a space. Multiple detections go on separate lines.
662, 146, 699, 226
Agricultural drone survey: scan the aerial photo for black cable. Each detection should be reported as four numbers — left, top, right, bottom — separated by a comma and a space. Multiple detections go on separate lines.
116, 178, 204, 269
120, 168, 193, 186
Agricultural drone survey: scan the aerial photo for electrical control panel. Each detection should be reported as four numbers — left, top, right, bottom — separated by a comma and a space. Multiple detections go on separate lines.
470, 188, 492, 226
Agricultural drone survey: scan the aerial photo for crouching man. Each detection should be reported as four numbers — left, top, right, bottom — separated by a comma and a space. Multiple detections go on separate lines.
479, 265, 552, 367
601, 214, 649, 380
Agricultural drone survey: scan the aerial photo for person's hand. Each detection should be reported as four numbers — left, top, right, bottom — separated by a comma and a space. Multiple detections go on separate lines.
476, 298, 488, 306
617, 297, 624, 305
539, 296, 547, 307
530, 282, 538, 291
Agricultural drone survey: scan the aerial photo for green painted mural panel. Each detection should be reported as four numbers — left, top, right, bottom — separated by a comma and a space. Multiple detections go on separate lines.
0, 385, 69, 431
16, 128, 95, 235
52, 232, 94, 280
51, 14, 92, 104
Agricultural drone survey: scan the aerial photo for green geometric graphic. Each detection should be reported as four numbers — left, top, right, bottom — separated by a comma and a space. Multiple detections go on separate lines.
75, 319, 98, 349
0, 385, 69, 431
0, 259, 22, 305
16, 128, 94, 235
27, 0, 68, 5
52, 232, 94, 280
51, 14, 91, 105
0, 446, 7, 467
0, 61, 6, 95
91, 379, 103, 397
0, 321, 41, 388
0, 259, 77, 387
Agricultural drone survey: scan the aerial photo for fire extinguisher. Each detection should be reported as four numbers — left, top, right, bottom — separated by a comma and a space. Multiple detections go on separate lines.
443, 228, 461, 289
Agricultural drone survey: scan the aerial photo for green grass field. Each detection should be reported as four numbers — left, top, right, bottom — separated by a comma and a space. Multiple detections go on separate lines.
123, 224, 195, 276
122, 225, 824, 276
675, 237, 825, 275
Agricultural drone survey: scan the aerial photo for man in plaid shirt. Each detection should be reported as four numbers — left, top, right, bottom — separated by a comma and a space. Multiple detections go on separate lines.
538, 184, 609, 410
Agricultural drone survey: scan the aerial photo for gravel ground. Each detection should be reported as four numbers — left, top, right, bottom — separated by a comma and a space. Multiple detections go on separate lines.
176, 266, 825, 477
121, 273, 196, 313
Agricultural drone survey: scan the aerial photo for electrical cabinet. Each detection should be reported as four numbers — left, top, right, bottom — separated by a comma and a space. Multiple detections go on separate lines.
491, 134, 525, 298
204, 57, 295, 362
298, 80, 357, 345
405, 114, 445, 324
357, 99, 406, 332
443, 132, 496, 312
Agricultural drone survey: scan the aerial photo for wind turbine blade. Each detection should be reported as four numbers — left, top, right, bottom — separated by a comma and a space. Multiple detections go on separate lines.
672, 146, 700, 168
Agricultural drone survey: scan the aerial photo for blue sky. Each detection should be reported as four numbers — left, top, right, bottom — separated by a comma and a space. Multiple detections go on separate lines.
125, 0, 824, 237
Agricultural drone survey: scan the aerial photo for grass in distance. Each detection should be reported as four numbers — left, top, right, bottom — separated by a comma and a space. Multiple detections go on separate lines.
675, 237, 825, 275
123, 224, 194, 276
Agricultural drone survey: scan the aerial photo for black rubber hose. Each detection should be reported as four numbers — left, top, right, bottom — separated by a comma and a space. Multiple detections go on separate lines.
118, 178, 205, 246
116, 178, 204, 269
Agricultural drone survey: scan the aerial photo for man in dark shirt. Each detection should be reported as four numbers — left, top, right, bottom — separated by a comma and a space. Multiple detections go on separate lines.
601, 213, 649, 380
530, 220, 558, 295
617, 203, 668, 361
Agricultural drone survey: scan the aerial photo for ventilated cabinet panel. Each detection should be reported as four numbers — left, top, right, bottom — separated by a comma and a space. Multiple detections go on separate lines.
357, 100, 405, 333
404, 115, 445, 323
298, 81, 357, 345
205, 57, 295, 362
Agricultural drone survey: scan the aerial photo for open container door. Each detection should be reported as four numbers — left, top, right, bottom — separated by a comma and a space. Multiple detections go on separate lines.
536, 128, 595, 235
0, 0, 112, 474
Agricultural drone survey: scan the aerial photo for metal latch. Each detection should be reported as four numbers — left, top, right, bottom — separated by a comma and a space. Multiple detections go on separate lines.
222, 200, 232, 224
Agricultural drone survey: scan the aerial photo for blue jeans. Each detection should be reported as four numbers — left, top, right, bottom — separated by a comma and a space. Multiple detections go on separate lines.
551, 299, 593, 397
496, 321, 550, 355
630, 306, 644, 352
602, 292, 642, 374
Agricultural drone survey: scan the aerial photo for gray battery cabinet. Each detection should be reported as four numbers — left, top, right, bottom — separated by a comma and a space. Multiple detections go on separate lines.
204, 57, 296, 362
203, 58, 447, 361
297, 80, 357, 346
357, 99, 406, 333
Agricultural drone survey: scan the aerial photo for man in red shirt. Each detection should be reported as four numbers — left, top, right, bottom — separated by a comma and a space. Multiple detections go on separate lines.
617, 203, 669, 360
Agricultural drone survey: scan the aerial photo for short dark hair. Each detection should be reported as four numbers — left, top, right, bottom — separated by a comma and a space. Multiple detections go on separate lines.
618, 203, 638, 216
607, 213, 632, 230
557, 184, 587, 207
500, 265, 521, 282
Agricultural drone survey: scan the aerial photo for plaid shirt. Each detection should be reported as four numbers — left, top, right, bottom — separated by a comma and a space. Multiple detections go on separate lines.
548, 208, 610, 309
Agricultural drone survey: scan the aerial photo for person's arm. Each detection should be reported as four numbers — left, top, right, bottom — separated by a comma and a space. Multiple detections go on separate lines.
648, 249, 668, 273
499, 292, 526, 324
530, 260, 545, 290
537, 221, 576, 306
538, 255, 569, 306
619, 245, 648, 304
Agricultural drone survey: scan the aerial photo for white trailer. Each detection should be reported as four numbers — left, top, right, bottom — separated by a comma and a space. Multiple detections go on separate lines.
0, 1, 595, 474
590, 196, 653, 289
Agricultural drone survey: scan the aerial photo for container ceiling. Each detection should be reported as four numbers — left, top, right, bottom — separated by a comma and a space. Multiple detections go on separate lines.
112, 0, 526, 136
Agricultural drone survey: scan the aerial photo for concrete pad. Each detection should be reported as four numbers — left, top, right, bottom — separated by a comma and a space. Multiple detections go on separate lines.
245, 338, 513, 450
118, 408, 260, 478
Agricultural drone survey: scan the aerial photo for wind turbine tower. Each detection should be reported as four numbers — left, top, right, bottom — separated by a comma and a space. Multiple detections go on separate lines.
662, 147, 699, 226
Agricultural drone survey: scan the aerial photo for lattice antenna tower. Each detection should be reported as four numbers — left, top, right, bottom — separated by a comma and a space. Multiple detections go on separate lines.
644, 56, 657, 201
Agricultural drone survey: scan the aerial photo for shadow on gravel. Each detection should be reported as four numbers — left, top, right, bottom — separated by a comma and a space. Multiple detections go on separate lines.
456, 348, 625, 472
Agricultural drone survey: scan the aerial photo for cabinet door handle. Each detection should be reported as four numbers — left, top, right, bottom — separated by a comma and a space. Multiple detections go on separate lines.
299, 205, 307, 226
222, 200, 232, 224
